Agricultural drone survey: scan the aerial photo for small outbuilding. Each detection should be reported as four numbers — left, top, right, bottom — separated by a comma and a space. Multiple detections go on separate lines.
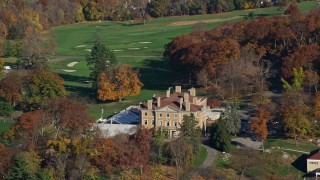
307, 149, 320, 174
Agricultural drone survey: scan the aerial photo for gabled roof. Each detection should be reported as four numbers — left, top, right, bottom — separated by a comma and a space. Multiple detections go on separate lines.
308, 149, 320, 160
140, 92, 204, 112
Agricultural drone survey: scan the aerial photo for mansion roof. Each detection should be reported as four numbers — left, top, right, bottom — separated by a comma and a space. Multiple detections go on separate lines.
140, 92, 204, 112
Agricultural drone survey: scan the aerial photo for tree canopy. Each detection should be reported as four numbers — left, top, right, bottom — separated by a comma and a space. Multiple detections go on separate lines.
86, 39, 116, 89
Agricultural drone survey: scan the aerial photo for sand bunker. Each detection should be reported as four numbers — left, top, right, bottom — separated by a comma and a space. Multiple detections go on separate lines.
112, 50, 124, 52
130, 42, 152, 45
128, 48, 140, 50
168, 16, 240, 26
75, 45, 87, 48
85, 49, 92, 52
143, 47, 148, 49
67, 61, 78, 67
62, 69, 76, 73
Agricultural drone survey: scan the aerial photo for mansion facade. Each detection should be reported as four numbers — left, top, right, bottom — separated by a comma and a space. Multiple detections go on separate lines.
140, 86, 210, 137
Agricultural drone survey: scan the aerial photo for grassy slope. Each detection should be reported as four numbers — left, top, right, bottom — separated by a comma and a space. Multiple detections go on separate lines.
44, 1, 318, 118
192, 146, 208, 167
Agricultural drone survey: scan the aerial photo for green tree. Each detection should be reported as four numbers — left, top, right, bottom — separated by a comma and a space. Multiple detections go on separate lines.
25, 69, 67, 107
222, 104, 241, 136
86, 39, 117, 89
0, 100, 14, 117
153, 129, 166, 163
281, 67, 305, 91
36, 168, 54, 180
209, 119, 231, 152
6, 156, 35, 180
180, 114, 201, 154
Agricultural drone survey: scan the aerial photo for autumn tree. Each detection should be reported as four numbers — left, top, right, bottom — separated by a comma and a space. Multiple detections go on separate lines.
169, 137, 194, 179
98, 64, 143, 101
281, 91, 310, 144
0, 144, 15, 178
0, 71, 25, 106
25, 69, 67, 107
0, 58, 4, 79
86, 39, 117, 89
18, 32, 47, 69
250, 107, 269, 152
304, 70, 319, 93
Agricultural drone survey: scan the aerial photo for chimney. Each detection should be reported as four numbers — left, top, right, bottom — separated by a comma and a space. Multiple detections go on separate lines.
147, 100, 152, 110
166, 90, 170, 97
157, 97, 161, 107
186, 102, 190, 111
179, 98, 183, 110
189, 88, 196, 96
175, 86, 181, 93
193, 97, 197, 105
183, 93, 189, 102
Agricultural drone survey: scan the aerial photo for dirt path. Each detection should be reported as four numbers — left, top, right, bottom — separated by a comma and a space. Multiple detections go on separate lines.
200, 144, 217, 169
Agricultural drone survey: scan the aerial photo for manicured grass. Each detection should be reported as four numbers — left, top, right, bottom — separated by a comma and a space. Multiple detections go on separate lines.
265, 137, 319, 154
42, 1, 319, 118
192, 146, 208, 168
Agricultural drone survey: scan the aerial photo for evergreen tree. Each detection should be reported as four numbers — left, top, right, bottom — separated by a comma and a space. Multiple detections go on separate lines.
180, 114, 201, 154
6, 156, 35, 180
209, 119, 231, 152
223, 104, 241, 135
86, 39, 117, 89
0, 100, 14, 117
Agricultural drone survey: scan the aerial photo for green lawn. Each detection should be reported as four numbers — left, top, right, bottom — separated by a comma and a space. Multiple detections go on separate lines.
192, 146, 208, 168
265, 137, 319, 155
0, 120, 15, 139
5, 1, 316, 119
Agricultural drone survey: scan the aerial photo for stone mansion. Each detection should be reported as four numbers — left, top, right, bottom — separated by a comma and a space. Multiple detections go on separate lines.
140, 86, 210, 137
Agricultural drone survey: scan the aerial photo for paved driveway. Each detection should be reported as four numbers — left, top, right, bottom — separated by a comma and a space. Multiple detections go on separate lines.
232, 137, 262, 150
200, 144, 218, 169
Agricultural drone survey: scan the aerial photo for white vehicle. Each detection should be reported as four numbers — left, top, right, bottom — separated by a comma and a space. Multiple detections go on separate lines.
4, 66, 11, 70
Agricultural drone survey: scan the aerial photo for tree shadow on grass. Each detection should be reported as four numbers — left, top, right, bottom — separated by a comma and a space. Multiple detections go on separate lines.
65, 85, 95, 99
291, 154, 308, 174
57, 73, 95, 99
139, 58, 180, 90
58, 73, 91, 84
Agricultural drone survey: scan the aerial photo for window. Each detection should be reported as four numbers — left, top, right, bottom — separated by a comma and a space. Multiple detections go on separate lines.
145, 112, 147, 116
144, 120, 148, 125
159, 113, 162, 117
167, 121, 170, 126
174, 121, 177, 127
159, 121, 162, 126
310, 161, 319, 165
167, 113, 170, 118
152, 120, 155, 125
174, 113, 177, 117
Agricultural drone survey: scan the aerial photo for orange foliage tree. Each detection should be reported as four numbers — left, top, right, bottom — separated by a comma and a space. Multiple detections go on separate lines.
250, 107, 269, 152
98, 64, 143, 101
0, 71, 24, 106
